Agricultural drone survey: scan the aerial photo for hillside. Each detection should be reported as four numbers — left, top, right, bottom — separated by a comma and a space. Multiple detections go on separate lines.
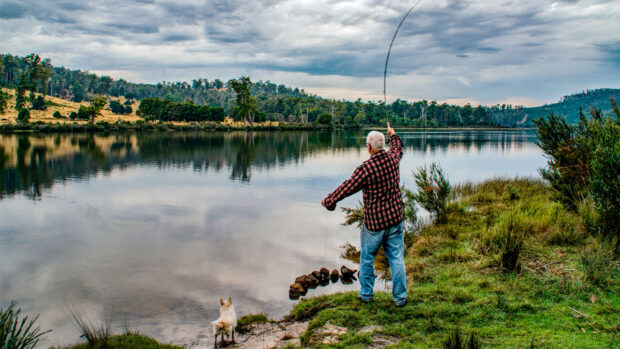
492, 88, 620, 126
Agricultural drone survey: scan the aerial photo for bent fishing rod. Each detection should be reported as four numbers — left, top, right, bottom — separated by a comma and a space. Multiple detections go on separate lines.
383, 0, 423, 126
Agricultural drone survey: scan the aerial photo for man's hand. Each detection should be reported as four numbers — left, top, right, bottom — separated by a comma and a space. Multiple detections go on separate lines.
321, 198, 327, 207
321, 198, 335, 211
387, 121, 395, 137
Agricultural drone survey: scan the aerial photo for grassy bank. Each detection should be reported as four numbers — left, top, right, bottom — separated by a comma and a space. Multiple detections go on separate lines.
290, 178, 619, 348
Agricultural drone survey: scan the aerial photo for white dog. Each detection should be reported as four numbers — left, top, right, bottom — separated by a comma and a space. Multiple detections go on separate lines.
212, 296, 237, 347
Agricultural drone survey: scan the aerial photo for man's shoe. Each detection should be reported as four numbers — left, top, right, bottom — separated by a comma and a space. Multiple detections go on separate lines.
357, 295, 373, 304
393, 299, 407, 308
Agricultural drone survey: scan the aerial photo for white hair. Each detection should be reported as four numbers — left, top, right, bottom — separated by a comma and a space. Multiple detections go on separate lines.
366, 131, 385, 152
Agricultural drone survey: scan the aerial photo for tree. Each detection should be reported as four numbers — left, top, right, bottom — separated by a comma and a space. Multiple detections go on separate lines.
316, 112, 332, 125
88, 96, 107, 121
229, 76, 258, 125
31, 95, 46, 110
16, 108, 30, 122
0, 90, 8, 114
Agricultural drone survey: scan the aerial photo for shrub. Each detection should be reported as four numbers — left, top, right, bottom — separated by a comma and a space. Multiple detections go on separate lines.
31, 95, 46, 110
0, 301, 50, 349
69, 309, 111, 347
68, 111, 78, 120
580, 240, 619, 288
413, 163, 451, 223
316, 112, 332, 125
482, 209, 526, 272
52, 110, 62, 118
590, 133, 620, 250
0, 90, 9, 114
16, 109, 30, 122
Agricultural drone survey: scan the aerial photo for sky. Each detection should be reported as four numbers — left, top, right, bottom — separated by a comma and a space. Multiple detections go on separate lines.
1, 0, 619, 106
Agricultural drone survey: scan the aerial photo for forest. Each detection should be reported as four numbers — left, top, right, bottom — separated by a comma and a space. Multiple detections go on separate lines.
1, 53, 496, 127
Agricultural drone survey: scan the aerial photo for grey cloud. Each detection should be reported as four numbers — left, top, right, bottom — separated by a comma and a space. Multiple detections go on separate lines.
0, 1, 28, 19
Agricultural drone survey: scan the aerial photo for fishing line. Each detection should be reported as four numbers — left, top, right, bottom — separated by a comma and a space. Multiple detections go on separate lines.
383, 0, 424, 123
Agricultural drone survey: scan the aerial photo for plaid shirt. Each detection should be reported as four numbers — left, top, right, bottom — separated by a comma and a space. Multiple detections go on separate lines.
324, 134, 404, 231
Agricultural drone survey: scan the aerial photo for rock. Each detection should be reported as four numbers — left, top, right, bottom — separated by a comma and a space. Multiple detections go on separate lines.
341, 265, 357, 278
295, 275, 307, 285
311, 270, 322, 279
308, 323, 348, 345
290, 283, 305, 293
305, 274, 319, 288
320, 267, 330, 279
330, 269, 340, 282
319, 278, 330, 287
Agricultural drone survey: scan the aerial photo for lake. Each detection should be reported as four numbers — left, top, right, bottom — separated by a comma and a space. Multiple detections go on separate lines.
0, 129, 545, 347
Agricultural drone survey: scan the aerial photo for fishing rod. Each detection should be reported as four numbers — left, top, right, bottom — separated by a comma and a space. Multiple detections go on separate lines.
383, 0, 423, 125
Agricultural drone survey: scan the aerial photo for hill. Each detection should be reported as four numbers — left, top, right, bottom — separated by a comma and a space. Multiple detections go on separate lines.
492, 89, 620, 126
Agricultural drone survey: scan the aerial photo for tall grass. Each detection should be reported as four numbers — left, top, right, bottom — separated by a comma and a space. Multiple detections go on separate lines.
0, 301, 50, 349
68, 308, 111, 347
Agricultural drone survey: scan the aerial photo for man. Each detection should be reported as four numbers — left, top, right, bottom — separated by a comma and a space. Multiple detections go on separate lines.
321, 123, 406, 307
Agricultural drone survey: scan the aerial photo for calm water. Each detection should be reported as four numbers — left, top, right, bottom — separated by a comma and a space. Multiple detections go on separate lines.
0, 130, 544, 347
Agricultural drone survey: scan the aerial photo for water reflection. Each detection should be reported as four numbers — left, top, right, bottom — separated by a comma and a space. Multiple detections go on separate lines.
0, 130, 536, 199
0, 130, 543, 348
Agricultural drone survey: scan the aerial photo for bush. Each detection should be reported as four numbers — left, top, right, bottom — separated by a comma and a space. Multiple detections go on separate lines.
31, 95, 46, 110
68, 111, 78, 120
590, 133, 619, 249
535, 100, 619, 252
16, 109, 30, 122
316, 112, 332, 125
0, 301, 50, 349
0, 90, 10, 114
482, 209, 526, 272
52, 110, 62, 118
580, 240, 619, 288
413, 163, 451, 223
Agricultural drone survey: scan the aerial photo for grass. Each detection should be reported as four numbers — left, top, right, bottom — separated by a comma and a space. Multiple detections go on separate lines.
66, 334, 183, 349
291, 178, 620, 348
0, 301, 50, 349
236, 313, 271, 333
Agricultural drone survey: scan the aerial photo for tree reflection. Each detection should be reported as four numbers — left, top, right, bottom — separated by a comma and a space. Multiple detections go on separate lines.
0, 130, 534, 199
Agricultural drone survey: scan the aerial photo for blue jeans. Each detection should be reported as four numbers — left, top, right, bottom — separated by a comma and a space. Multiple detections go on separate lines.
359, 221, 407, 305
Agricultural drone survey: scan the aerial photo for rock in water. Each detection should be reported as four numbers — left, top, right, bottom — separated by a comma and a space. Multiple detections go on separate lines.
320, 268, 330, 280
330, 269, 340, 282
341, 265, 357, 278
295, 275, 307, 285
290, 283, 305, 294
311, 270, 322, 280
306, 274, 319, 288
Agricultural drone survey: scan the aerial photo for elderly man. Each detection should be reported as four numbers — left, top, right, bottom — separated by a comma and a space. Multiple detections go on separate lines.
322, 124, 406, 307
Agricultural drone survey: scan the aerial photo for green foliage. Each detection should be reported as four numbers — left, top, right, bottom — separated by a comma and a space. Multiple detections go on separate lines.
0, 301, 50, 349
534, 102, 619, 251
68, 111, 78, 120
76, 97, 107, 121
52, 110, 62, 119
16, 109, 30, 122
31, 95, 46, 110
590, 132, 619, 247
229, 76, 258, 124
137, 97, 225, 122
413, 162, 451, 223
109, 100, 127, 114
316, 112, 332, 125
341, 201, 364, 228
0, 90, 8, 114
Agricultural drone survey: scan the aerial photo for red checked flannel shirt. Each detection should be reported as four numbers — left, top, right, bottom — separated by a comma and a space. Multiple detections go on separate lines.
323, 134, 404, 231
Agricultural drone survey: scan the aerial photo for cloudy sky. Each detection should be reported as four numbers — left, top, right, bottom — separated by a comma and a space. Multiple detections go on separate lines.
1, 0, 619, 106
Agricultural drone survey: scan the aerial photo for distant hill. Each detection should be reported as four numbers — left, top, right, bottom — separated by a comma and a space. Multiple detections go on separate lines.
492, 89, 620, 126
2, 53, 616, 127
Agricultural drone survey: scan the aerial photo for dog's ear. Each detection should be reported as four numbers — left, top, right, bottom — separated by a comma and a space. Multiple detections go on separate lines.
220, 298, 224, 305
228, 296, 232, 304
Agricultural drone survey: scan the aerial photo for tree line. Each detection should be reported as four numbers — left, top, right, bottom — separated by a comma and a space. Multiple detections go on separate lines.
1, 53, 500, 127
